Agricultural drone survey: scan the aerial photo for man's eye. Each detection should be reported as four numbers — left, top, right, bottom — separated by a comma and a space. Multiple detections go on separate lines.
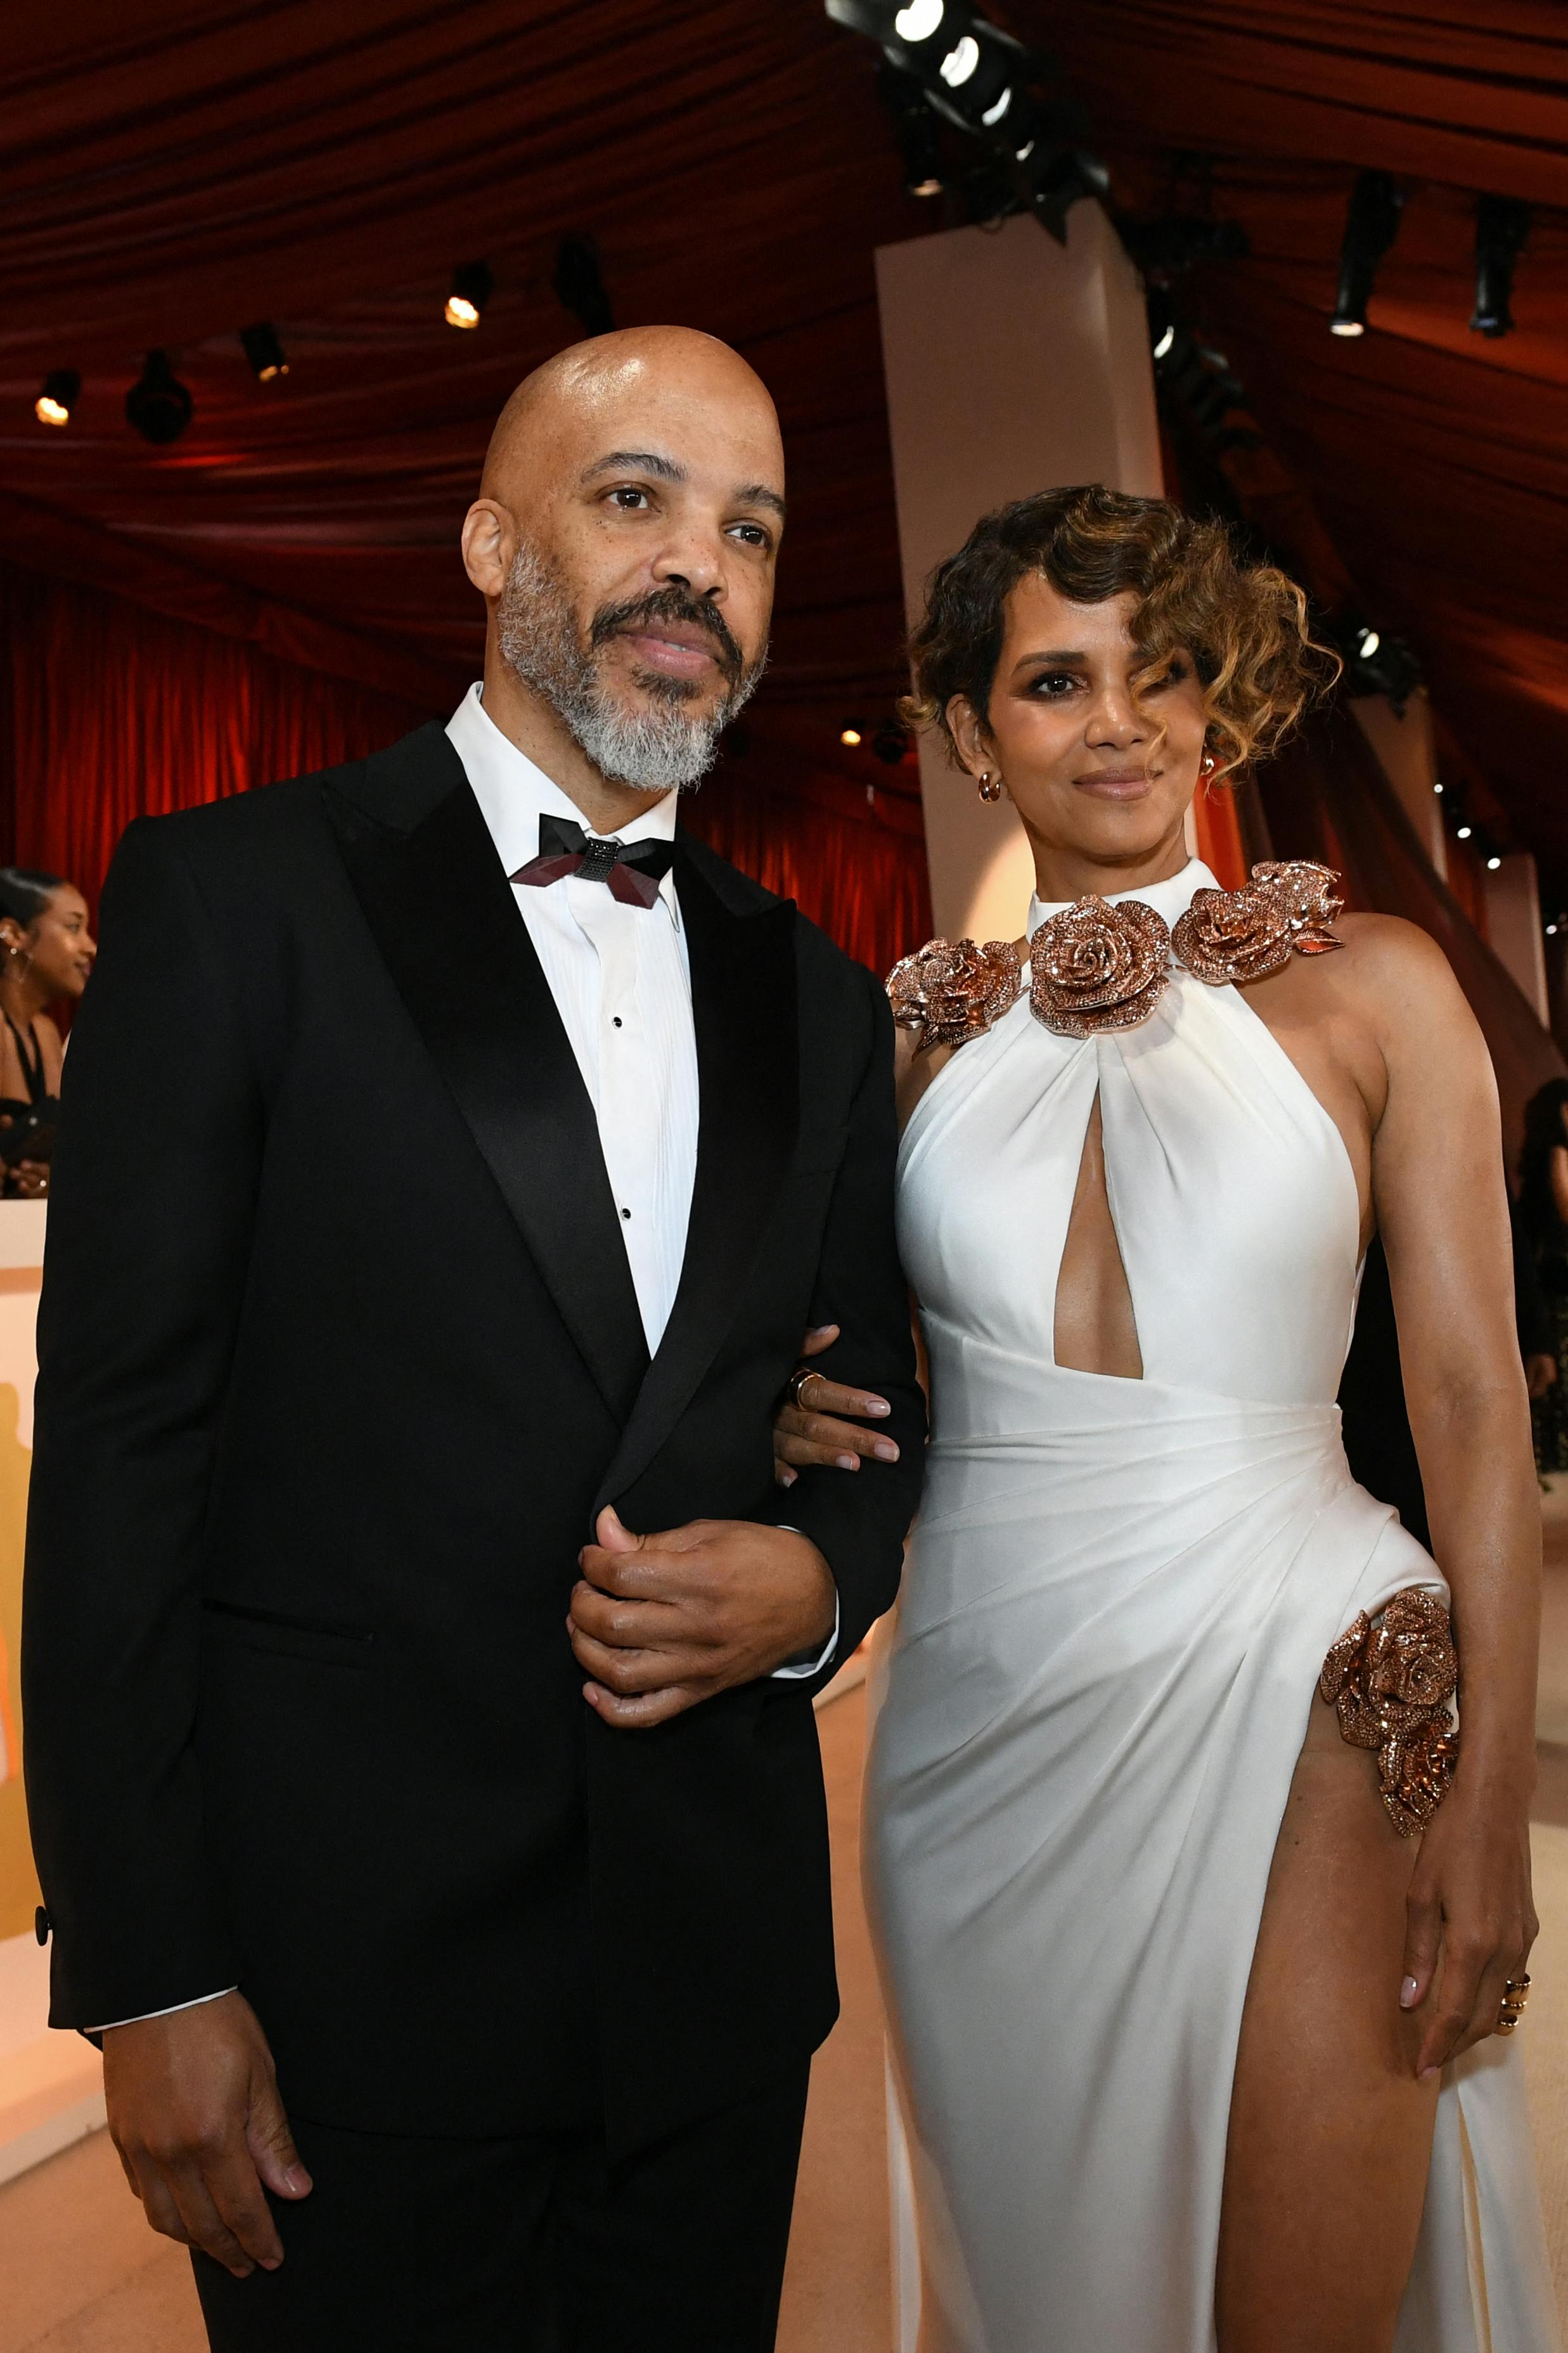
608, 486, 650, 510
728, 522, 771, 548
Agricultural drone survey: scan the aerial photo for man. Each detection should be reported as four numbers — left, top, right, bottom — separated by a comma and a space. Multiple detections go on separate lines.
22, 327, 925, 2350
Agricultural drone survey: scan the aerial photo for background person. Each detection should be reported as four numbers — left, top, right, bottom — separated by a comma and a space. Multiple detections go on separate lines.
0, 867, 95, 1199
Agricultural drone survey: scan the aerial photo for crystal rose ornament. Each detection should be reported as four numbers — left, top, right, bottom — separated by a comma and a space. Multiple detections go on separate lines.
886, 938, 1022, 1053
1027, 898, 1172, 1040
1173, 860, 1343, 984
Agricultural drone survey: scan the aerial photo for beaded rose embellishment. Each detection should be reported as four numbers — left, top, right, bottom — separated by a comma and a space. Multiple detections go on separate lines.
886, 936, 1022, 1054
1171, 860, 1344, 985
1319, 1587, 1460, 1838
1028, 897, 1171, 1040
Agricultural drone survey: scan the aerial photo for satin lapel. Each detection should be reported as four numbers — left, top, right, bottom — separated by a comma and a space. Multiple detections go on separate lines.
596, 844, 799, 1509
327, 771, 650, 1424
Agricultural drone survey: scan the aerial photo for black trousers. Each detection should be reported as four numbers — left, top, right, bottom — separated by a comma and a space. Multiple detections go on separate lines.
193, 2064, 810, 2352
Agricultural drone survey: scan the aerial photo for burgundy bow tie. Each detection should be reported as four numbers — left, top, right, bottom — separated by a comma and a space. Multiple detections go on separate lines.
510, 814, 677, 910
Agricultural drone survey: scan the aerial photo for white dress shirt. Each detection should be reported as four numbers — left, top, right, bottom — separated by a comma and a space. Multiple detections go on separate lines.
86, 686, 830, 2031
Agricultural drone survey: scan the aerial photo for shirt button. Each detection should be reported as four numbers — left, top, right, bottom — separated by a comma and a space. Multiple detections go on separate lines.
612, 1016, 622, 1028
621, 1208, 631, 1221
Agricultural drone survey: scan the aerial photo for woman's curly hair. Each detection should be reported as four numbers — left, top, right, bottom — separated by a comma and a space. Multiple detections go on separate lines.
903, 485, 1339, 782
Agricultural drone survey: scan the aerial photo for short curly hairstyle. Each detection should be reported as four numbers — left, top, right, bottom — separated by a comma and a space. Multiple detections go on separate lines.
903, 484, 1339, 782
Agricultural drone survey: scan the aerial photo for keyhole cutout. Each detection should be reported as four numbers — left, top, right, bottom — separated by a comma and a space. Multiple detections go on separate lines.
1053, 1092, 1143, 1379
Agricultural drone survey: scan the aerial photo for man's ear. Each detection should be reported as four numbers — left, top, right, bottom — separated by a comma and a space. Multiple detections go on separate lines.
461, 499, 513, 600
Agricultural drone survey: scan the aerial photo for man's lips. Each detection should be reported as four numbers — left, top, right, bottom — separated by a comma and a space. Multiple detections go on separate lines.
616, 622, 724, 679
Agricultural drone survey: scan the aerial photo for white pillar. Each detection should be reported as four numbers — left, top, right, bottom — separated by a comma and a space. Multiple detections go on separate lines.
1349, 691, 1447, 882
1483, 851, 1550, 1023
875, 203, 1162, 944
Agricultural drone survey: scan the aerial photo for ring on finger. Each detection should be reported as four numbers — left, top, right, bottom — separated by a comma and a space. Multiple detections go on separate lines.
783, 1365, 819, 1412
1496, 1973, 1531, 2035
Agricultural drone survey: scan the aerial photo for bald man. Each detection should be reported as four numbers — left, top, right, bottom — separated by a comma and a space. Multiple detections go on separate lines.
22, 329, 925, 2350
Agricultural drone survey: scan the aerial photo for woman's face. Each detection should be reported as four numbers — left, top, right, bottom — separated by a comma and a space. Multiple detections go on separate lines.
948, 576, 1209, 882
16, 886, 96, 1000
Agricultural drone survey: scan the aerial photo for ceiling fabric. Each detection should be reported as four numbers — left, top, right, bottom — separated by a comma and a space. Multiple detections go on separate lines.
0, 3, 1563, 881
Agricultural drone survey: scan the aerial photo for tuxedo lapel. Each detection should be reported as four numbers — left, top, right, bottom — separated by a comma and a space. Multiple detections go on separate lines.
326, 759, 650, 1425
596, 840, 799, 1509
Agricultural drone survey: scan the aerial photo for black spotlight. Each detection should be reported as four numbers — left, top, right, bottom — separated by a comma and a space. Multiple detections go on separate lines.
125, 351, 193, 445
871, 722, 909, 765
878, 60, 944, 197
1470, 195, 1531, 337
1330, 170, 1404, 338
240, 322, 289, 382
445, 261, 494, 330
1332, 610, 1422, 715
35, 368, 80, 427
553, 236, 614, 337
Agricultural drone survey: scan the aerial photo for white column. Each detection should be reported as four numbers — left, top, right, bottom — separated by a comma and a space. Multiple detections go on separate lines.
1483, 851, 1550, 1023
875, 203, 1162, 944
1349, 690, 1447, 881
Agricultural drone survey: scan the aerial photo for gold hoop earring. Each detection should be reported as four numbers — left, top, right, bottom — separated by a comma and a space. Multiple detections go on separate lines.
977, 770, 1003, 803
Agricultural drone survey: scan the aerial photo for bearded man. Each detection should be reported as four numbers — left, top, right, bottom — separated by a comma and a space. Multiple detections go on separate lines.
22, 328, 925, 2352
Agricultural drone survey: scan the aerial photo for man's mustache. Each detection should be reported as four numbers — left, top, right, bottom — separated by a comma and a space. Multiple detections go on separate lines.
591, 588, 746, 686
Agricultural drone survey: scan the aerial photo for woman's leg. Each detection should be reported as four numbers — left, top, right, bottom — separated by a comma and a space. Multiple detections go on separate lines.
1216, 1695, 1441, 2353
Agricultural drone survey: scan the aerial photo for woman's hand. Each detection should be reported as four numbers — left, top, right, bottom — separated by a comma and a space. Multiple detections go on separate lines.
773, 1323, 900, 1488
10, 1158, 49, 1199
1401, 1770, 1538, 2079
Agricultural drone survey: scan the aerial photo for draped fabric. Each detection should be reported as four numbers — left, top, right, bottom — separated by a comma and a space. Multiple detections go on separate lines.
0, 558, 927, 982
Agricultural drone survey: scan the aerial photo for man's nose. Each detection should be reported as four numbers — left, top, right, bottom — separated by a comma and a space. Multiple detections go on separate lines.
652, 530, 726, 600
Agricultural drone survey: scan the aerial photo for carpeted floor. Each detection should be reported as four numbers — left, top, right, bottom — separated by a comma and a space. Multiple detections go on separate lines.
6, 1524, 1568, 2353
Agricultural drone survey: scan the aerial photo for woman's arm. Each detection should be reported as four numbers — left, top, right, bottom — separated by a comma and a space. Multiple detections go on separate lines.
1549, 1142, 1568, 1228
1357, 917, 1539, 2079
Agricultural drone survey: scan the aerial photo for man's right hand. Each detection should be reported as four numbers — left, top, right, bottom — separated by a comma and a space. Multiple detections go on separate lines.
103, 1990, 312, 2278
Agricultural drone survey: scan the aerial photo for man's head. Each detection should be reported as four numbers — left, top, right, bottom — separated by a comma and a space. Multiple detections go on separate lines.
461, 327, 785, 794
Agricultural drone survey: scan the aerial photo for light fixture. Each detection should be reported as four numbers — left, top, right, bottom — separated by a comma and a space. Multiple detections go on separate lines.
1330, 171, 1405, 338
1547, 923, 1558, 938
878, 60, 945, 194
1154, 321, 1175, 361
894, 0, 944, 34
125, 350, 193, 445
980, 84, 1012, 125
35, 368, 80, 426
1356, 625, 1380, 659
840, 726, 863, 746
1456, 825, 1473, 841
445, 261, 494, 330
1486, 855, 1503, 871
240, 323, 288, 382
871, 723, 909, 764
1470, 195, 1531, 338
939, 34, 979, 83
1432, 780, 1444, 795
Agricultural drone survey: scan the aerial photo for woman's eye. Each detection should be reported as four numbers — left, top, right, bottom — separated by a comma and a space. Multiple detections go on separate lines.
1029, 671, 1079, 699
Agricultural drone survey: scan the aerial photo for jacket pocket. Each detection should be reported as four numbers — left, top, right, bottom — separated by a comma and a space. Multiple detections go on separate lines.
201, 1597, 375, 1670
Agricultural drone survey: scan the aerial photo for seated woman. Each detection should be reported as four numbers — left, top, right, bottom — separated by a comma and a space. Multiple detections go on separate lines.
0, 867, 96, 1199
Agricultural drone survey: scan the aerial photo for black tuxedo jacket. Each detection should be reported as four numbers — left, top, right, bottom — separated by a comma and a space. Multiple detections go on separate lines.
22, 722, 925, 2148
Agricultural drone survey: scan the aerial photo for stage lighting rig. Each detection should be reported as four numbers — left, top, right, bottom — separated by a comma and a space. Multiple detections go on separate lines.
446, 261, 494, 330
878, 60, 944, 197
1330, 608, 1420, 714
125, 351, 193, 445
553, 236, 615, 338
240, 323, 289, 382
1470, 195, 1530, 337
1330, 171, 1404, 337
826, 0, 1104, 242
35, 368, 80, 426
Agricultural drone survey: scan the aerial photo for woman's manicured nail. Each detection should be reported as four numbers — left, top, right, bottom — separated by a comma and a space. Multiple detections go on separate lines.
866, 1398, 891, 1417
1401, 1976, 1419, 2009
835, 1454, 859, 1470
873, 1440, 899, 1461
1419, 2065, 1440, 2085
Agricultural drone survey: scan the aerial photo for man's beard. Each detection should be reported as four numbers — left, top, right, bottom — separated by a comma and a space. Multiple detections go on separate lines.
496, 542, 766, 792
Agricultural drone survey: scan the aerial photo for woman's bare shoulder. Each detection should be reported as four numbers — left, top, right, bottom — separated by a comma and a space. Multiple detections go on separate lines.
1328, 912, 1484, 1062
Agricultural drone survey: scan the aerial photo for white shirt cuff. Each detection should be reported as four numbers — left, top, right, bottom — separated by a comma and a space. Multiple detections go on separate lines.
770, 1583, 840, 1681
87, 1986, 238, 2033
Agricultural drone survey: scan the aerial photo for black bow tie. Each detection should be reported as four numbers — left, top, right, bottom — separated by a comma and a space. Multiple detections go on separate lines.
510, 814, 676, 910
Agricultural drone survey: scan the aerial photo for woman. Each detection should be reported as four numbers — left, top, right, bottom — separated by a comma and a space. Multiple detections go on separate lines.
778, 488, 1557, 2350
0, 866, 96, 1198
1519, 1077, 1568, 1473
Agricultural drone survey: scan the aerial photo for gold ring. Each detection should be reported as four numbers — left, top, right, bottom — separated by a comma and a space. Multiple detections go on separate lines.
1496, 1974, 1531, 2036
785, 1366, 818, 1413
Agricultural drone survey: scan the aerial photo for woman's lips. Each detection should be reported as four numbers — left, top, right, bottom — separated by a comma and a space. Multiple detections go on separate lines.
1073, 767, 1154, 800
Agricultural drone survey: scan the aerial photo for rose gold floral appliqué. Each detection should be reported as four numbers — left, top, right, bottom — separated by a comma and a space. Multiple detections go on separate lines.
1172, 859, 1344, 985
886, 937, 1023, 1054
1318, 1587, 1460, 1837
1028, 897, 1171, 1040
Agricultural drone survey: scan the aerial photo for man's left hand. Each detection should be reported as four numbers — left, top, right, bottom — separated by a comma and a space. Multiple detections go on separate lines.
569, 1509, 837, 1728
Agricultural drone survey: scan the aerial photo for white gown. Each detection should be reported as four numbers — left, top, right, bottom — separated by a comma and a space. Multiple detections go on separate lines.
866, 860, 1560, 2353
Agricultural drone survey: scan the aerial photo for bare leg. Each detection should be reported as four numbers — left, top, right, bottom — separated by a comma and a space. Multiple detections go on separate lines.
1216, 1696, 1441, 2353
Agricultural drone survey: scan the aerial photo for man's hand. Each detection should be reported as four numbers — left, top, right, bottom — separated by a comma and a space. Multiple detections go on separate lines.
569, 1509, 837, 1729
103, 1990, 312, 2278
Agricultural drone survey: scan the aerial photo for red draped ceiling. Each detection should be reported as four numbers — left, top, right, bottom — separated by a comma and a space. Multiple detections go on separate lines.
0, 3, 1563, 907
